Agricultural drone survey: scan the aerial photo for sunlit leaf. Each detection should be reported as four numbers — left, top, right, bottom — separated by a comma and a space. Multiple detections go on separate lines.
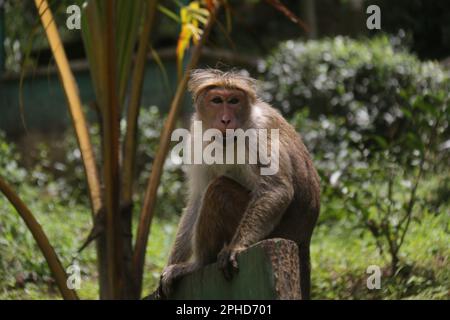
176, 1, 209, 80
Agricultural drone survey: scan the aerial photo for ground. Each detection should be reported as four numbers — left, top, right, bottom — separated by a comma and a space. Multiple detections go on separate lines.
0, 199, 448, 299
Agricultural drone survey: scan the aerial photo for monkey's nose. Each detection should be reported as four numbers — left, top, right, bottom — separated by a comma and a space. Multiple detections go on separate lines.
221, 119, 231, 126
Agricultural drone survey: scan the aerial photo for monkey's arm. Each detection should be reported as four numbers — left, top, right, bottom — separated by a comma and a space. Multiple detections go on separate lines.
234, 177, 293, 247
167, 198, 200, 265
217, 174, 294, 278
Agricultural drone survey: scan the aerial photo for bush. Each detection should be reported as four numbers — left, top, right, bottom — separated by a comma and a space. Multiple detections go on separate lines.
0, 132, 27, 185
263, 36, 450, 276
0, 132, 95, 295
260, 36, 450, 165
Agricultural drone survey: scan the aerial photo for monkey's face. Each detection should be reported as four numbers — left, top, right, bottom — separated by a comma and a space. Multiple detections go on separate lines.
198, 88, 250, 133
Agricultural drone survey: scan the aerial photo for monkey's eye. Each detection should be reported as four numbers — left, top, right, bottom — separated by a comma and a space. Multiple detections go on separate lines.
211, 97, 223, 104
228, 98, 239, 104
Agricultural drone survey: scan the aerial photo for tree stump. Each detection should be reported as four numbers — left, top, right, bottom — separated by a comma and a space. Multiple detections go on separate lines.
169, 238, 300, 300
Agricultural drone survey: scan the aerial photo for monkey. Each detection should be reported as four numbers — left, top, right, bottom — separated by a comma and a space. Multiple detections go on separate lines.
158, 68, 320, 300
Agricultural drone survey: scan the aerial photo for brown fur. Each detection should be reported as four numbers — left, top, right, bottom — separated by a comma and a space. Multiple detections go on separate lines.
160, 69, 320, 300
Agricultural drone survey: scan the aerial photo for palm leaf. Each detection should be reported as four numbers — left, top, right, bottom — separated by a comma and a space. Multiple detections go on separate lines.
82, 0, 143, 111
35, 0, 102, 216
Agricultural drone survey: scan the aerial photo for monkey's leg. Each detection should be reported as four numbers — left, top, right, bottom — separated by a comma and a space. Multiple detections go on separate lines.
194, 176, 250, 264
160, 177, 250, 298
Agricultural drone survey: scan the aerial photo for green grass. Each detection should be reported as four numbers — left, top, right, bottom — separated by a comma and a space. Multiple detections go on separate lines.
0, 182, 448, 300
0, 181, 178, 300
311, 211, 449, 299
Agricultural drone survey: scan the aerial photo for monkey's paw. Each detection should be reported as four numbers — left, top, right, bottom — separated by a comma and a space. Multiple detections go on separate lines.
159, 264, 178, 298
217, 245, 246, 281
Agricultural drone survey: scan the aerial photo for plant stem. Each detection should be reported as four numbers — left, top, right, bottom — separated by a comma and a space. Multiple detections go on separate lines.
122, 0, 159, 205
103, 0, 123, 299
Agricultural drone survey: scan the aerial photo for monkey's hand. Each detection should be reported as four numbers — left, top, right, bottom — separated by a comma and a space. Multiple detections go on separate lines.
159, 264, 178, 298
217, 244, 246, 281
